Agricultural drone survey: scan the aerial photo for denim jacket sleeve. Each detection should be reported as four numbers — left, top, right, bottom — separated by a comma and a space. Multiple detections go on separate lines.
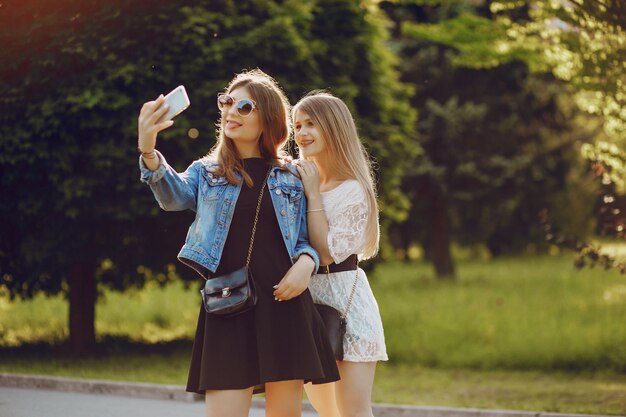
138, 150, 200, 212
292, 187, 320, 271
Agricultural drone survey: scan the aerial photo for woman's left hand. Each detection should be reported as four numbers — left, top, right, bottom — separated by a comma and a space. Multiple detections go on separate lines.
273, 255, 315, 301
294, 159, 321, 199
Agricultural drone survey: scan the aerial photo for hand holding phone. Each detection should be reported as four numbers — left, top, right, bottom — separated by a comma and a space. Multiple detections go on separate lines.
161, 85, 190, 121
138, 85, 190, 160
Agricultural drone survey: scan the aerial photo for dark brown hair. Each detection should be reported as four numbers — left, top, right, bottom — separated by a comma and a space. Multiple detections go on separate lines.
208, 69, 290, 186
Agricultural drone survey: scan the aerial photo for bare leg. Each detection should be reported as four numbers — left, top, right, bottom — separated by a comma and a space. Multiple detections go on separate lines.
265, 379, 305, 417
335, 361, 376, 417
204, 387, 254, 417
304, 382, 342, 417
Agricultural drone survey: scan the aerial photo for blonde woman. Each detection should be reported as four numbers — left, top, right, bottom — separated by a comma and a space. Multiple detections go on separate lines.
292, 92, 388, 417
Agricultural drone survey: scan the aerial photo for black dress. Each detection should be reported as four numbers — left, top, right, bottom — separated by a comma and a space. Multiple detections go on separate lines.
186, 158, 340, 394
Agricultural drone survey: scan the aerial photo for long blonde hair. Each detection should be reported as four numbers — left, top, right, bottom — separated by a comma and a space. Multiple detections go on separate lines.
208, 69, 290, 186
293, 92, 380, 260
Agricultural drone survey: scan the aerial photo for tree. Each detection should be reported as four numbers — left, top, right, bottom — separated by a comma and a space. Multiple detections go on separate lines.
396, 0, 626, 177
389, 0, 626, 272
382, 1, 598, 278
0, 0, 416, 352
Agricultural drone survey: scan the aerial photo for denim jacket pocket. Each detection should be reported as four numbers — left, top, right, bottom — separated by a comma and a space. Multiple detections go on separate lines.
278, 185, 303, 224
200, 168, 229, 202
279, 184, 303, 203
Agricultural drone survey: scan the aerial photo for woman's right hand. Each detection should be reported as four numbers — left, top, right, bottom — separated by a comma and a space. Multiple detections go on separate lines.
137, 95, 174, 152
294, 159, 321, 200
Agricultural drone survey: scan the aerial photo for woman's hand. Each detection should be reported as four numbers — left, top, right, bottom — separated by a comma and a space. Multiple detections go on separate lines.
137, 95, 174, 152
294, 159, 321, 200
273, 255, 315, 301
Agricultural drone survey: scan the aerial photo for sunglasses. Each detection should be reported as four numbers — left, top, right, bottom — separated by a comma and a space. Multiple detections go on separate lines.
217, 93, 257, 117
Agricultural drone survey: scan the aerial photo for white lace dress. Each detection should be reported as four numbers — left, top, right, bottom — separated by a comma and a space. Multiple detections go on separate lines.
308, 179, 388, 362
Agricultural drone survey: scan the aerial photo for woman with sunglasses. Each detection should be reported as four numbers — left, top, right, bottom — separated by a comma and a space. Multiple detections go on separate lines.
292, 92, 388, 417
137, 70, 339, 417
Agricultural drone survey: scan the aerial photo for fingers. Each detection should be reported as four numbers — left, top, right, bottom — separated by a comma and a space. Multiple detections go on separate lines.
273, 277, 287, 300
155, 119, 175, 133
151, 94, 165, 110
138, 95, 171, 151
281, 282, 303, 300
138, 95, 173, 146
273, 278, 305, 301
273, 279, 287, 300
295, 160, 317, 177
296, 165, 310, 181
139, 95, 167, 124
275, 286, 301, 301
151, 101, 170, 124
303, 161, 318, 176
140, 95, 164, 117
273, 264, 311, 301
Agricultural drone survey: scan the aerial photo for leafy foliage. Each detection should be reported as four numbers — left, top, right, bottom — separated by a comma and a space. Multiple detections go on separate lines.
0, 0, 416, 349
390, 0, 626, 269
492, 0, 626, 141
395, 0, 626, 142
402, 12, 544, 69
383, 1, 597, 263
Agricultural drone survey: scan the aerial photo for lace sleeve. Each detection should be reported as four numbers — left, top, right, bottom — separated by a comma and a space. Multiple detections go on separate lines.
326, 182, 368, 264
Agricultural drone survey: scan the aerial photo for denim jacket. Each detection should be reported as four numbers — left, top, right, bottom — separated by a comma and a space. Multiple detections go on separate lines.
139, 151, 320, 279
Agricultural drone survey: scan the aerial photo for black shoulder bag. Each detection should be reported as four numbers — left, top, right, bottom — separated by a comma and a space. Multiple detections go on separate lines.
201, 168, 271, 317
315, 264, 359, 360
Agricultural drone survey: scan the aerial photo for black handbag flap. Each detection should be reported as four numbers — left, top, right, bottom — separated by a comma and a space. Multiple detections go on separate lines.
315, 303, 346, 360
204, 266, 248, 295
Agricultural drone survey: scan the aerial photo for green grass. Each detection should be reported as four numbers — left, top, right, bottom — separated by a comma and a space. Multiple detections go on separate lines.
373, 256, 626, 371
2, 255, 626, 414
0, 280, 200, 347
374, 364, 626, 414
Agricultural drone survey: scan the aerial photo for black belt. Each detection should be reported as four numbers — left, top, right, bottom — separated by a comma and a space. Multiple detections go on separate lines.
317, 254, 357, 274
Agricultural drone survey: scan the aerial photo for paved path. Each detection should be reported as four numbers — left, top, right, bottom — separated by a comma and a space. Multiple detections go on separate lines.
0, 387, 318, 417
0, 373, 620, 417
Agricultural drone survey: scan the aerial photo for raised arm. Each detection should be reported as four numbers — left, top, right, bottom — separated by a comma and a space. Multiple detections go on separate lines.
137, 94, 174, 171
324, 189, 368, 264
137, 94, 199, 212
139, 152, 201, 212
296, 161, 368, 265
272, 183, 320, 302
295, 160, 333, 265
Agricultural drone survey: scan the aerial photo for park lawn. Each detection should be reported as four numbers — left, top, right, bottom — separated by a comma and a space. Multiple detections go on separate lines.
378, 256, 626, 371
1, 255, 626, 414
374, 364, 626, 415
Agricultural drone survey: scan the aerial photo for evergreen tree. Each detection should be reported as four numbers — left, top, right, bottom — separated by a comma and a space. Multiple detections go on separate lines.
398, 0, 626, 181
383, 1, 597, 278
0, 0, 416, 352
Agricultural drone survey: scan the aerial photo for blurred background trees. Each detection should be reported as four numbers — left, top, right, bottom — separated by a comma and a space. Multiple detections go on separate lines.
382, 0, 601, 278
0, 0, 416, 353
0, 0, 619, 351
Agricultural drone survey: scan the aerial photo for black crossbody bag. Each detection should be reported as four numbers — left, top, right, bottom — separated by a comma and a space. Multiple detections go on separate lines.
315, 257, 359, 360
200, 168, 271, 317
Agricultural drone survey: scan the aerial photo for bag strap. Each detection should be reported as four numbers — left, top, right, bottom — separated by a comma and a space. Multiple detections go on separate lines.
245, 167, 272, 267
325, 263, 359, 320
341, 268, 359, 320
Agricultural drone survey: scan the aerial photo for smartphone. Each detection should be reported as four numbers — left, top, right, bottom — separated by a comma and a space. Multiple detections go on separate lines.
161, 85, 190, 121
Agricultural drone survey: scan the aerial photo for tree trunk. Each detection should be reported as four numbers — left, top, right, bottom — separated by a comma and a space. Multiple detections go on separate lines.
68, 262, 96, 354
427, 185, 456, 280
399, 223, 413, 262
